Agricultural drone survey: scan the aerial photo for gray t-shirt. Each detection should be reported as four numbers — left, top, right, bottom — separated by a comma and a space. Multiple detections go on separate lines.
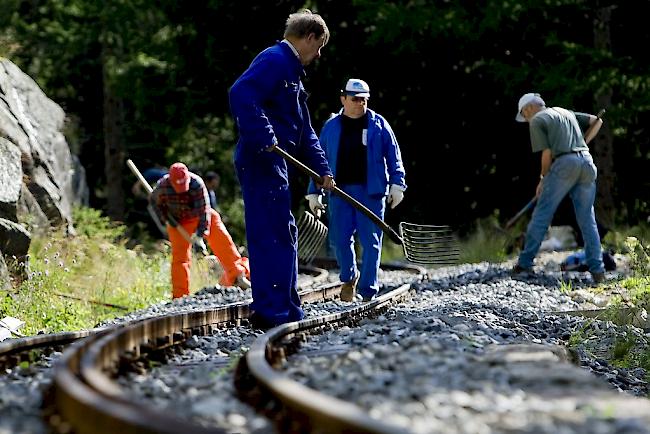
529, 107, 591, 157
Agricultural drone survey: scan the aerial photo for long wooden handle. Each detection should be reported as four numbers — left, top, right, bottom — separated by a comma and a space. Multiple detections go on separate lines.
126, 159, 194, 245
271, 146, 403, 245
505, 197, 537, 229
127, 159, 154, 195
584, 108, 606, 145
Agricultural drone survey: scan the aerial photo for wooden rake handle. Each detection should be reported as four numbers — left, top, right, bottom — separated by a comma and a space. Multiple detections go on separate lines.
505, 197, 537, 230
126, 159, 196, 248
271, 146, 403, 245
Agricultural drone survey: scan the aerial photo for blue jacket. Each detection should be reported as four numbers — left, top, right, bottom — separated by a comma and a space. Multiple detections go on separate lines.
309, 109, 406, 196
229, 41, 331, 179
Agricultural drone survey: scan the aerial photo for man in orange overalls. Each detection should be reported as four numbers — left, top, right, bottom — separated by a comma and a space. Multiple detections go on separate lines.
150, 162, 251, 298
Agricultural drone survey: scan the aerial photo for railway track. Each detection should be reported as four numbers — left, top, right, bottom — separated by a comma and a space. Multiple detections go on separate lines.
7, 258, 647, 433
237, 280, 416, 434
33, 261, 424, 433
0, 264, 330, 371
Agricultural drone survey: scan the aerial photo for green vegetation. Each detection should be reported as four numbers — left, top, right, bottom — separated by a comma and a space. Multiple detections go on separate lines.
0, 206, 213, 336
611, 333, 639, 366
457, 216, 514, 264
2, 1, 648, 229
559, 280, 573, 295
566, 233, 650, 385
567, 320, 592, 349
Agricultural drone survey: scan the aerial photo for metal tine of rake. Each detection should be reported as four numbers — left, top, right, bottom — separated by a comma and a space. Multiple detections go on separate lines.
297, 211, 328, 264
399, 222, 460, 265
298, 214, 327, 264
297, 212, 320, 255
271, 146, 459, 265
302, 219, 328, 263
296, 212, 314, 259
297, 226, 319, 262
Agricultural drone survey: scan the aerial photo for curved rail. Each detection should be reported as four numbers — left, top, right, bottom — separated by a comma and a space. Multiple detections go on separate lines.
0, 264, 328, 371
241, 284, 414, 434
47, 262, 424, 433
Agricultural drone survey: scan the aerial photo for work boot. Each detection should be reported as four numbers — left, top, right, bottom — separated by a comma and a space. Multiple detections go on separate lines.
248, 312, 275, 331
234, 274, 251, 290
511, 264, 533, 276
591, 271, 606, 284
340, 272, 360, 302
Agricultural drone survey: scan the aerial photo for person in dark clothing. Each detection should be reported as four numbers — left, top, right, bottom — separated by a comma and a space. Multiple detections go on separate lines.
130, 162, 169, 237
204, 171, 221, 210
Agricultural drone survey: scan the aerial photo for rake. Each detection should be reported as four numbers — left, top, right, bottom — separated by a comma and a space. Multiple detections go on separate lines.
296, 211, 328, 264
272, 146, 460, 266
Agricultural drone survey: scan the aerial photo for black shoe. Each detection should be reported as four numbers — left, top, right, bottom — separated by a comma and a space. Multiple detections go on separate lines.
591, 272, 606, 284
248, 312, 276, 331
362, 294, 376, 302
511, 264, 533, 275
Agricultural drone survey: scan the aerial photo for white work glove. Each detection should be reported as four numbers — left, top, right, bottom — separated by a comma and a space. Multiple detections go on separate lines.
190, 233, 207, 255
386, 184, 405, 209
305, 194, 325, 218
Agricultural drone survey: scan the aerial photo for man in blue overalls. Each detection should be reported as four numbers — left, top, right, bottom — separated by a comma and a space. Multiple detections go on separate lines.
229, 10, 335, 329
307, 78, 407, 302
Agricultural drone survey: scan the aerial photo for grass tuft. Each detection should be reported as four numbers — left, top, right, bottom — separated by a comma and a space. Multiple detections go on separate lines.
0, 206, 215, 335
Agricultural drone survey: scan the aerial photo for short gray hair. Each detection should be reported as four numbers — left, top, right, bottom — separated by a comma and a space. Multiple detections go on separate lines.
284, 9, 330, 45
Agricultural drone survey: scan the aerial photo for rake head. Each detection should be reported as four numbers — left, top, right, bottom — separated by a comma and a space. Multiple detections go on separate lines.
297, 211, 328, 264
398, 222, 460, 266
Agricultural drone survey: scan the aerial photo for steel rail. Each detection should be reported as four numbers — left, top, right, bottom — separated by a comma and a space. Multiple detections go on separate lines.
52, 305, 246, 434
49, 270, 336, 433
243, 283, 414, 434
48, 263, 423, 433
0, 264, 327, 371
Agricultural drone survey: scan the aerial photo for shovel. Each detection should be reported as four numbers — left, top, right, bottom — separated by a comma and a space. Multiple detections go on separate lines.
272, 146, 459, 266
126, 159, 224, 279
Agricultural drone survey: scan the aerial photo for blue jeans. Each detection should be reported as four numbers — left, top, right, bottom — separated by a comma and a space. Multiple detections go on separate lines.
518, 152, 604, 273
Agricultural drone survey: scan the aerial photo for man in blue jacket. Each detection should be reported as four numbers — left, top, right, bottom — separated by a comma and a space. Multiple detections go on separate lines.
307, 78, 407, 302
229, 10, 335, 329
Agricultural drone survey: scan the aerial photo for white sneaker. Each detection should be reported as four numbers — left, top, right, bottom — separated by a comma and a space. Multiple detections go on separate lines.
234, 274, 251, 289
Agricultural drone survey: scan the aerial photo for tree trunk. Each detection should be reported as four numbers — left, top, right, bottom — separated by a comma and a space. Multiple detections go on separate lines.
592, 4, 616, 227
102, 43, 125, 221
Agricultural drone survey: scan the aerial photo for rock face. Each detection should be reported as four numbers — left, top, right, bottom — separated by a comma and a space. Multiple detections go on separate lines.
0, 58, 88, 285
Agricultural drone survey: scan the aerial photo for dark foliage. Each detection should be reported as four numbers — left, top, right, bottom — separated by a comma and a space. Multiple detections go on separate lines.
2, 0, 648, 237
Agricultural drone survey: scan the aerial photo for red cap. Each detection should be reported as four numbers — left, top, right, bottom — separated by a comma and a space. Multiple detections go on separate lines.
169, 163, 190, 193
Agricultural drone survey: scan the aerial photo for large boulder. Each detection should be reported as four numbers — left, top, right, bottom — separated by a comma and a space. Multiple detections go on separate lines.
0, 136, 22, 222
0, 58, 88, 233
0, 58, 88, 284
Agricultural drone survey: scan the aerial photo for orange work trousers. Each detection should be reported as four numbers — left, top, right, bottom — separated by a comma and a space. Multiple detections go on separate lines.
167, 208, 250, 298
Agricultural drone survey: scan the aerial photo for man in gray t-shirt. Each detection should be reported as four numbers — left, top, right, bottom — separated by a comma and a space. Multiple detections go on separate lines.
512, 93, 605, 283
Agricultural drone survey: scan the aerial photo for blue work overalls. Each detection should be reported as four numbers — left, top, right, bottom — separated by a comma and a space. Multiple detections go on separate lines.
229, 41, 332, 326
309, 109, 406, 298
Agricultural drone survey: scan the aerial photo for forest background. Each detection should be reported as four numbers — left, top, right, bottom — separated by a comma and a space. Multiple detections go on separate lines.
1, 0, 648, 245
